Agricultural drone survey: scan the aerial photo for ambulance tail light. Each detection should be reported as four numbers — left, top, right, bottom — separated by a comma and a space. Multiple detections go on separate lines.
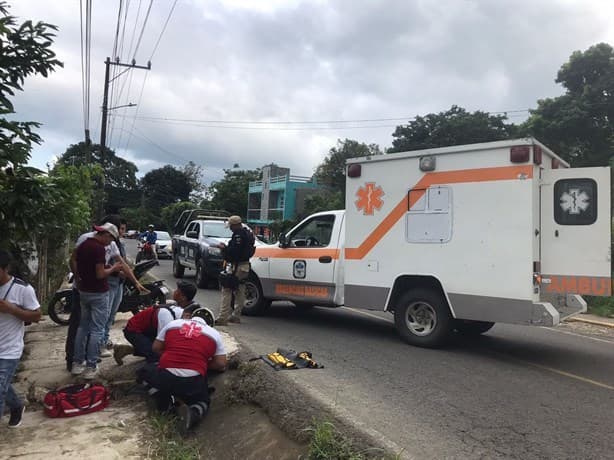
510, 145, 530, 163
533, 145, 542, 165
347, 164, 361, 178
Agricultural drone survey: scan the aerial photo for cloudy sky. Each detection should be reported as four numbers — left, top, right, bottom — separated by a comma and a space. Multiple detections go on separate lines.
8, 0, 614, 185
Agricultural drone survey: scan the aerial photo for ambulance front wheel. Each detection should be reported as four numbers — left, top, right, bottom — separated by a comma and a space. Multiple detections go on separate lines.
394, 289, 453, 348
242, 274, 271, 316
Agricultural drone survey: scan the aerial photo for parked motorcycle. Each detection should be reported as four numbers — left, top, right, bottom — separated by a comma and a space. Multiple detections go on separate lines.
135, 239, 156, 263
47, 259, 168, 326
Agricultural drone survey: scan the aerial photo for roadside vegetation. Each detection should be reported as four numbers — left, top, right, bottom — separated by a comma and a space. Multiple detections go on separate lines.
146, 413, 201, 460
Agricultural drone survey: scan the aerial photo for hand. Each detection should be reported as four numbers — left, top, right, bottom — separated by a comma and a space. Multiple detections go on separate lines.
218, 242, 226, 249
112, 262, 123, 273
0, 299, 13, 314
137, 283, 151, 295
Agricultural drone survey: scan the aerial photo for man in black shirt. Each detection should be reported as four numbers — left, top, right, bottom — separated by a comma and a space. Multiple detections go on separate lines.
216, 216, 254, 325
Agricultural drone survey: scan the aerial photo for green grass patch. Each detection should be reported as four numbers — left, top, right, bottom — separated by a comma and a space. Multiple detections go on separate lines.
306, 419, 400, 460
146, 412, 201, 460
586, 296, 614, 318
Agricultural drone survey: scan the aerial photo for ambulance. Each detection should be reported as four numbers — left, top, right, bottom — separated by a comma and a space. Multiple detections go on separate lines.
244, 138, 611, 347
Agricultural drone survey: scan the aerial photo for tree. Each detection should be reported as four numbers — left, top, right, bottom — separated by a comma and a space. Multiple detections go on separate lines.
207, 168, 261, 217
160, 201, 196, 233
182, 161, 207, 202
54, 142, 140, 213
523, 43, 614, 166
389, 105, 518, 153
140, 165, 192, 211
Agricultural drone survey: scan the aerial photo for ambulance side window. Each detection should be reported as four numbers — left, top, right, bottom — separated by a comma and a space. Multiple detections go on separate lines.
554, 178, 597, 226
289, 215, 335, 247
406, 186, 452, 243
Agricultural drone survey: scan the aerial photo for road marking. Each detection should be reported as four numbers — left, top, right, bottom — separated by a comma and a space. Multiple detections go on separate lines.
499, 353, 614, 391
540, 326, 614, 345
341, 306, 392, 323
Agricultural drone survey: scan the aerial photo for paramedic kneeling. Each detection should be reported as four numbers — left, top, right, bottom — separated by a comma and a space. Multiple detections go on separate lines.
138, 305, 227, 434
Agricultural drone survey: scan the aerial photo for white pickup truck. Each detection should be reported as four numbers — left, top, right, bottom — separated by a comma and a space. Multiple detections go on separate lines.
243, 139, 611, 347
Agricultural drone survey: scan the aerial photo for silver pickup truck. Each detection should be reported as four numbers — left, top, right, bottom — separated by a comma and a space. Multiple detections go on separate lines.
171, 210, 232, 288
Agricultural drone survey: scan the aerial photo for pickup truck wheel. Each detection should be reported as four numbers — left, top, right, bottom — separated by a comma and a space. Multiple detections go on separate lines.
242, 274, 270, 316
394, 289, 453, 348
195, 260, 208, 288
455, 320, 495, 335
173, 256, 185, 278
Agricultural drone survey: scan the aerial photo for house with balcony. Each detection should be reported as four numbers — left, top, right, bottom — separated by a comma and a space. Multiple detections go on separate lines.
247, 164, 322, 239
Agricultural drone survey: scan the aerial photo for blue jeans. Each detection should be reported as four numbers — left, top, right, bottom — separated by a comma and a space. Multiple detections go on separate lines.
0, 358, 22, 417
74, 291, 110, 368
103, 278, 124, 346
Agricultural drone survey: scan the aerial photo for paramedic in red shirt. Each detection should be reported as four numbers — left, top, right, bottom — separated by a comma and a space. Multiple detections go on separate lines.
113, 280, 198, 365
138, 305, 227, 434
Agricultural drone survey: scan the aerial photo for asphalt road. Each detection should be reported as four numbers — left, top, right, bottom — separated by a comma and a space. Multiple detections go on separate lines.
129, 240, 614, 459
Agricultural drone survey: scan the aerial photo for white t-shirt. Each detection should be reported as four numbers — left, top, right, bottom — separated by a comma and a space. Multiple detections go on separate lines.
156, 306, 184, 334
72, 231, 121, 288
0, 277, 40, 359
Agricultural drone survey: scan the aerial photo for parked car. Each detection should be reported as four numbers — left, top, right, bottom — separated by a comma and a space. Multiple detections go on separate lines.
125, 229, 139, 239
155, 231, 173, 259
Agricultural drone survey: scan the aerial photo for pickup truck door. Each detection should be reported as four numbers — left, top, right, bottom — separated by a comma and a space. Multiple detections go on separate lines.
268, 214, 340, 305
181, 222, 200, 268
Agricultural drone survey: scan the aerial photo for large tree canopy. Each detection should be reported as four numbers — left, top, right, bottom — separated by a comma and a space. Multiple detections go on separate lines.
389, 105, 518, 153
141, 165, 193, 210
523, 43, 614, 166
205, 168, 261, 217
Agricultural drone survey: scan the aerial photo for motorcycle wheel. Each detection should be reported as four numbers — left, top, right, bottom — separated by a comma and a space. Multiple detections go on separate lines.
47, 291, 72, 326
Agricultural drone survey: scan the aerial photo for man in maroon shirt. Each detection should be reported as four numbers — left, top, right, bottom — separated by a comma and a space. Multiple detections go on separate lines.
137, 305, 227, 435
72, 223, 122, 379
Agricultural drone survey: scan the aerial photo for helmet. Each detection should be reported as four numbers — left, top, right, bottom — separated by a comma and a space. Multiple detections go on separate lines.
148, 224, 154, 229
190, 307, 215, 327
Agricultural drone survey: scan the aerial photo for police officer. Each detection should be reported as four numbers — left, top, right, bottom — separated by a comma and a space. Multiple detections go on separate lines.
216, 216, 254, 325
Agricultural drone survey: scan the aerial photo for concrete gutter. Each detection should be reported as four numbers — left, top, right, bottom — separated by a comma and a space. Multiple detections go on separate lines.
565, 315, 614, 329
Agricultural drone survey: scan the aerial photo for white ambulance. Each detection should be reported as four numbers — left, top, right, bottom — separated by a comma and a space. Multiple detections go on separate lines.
244, 138, 611, 347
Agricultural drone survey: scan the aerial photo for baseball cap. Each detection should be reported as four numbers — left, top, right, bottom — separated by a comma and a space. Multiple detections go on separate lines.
176, 280, 197, 301
227, 215, 242, 226
93, 222, 119, 239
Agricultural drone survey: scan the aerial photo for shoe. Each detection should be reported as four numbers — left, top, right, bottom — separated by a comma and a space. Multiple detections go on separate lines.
8, 406, 24, 428
113, 345, 134, 366
71, 362, 86, 376
228, 316, 241, 324
176, 403, 191, 436
99, 349, 112, 358
82, 366, 98, 380
105, 341, 114, 350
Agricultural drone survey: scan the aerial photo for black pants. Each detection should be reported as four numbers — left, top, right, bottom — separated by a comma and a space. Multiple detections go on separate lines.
65, 289, 81, 371
124, 329, 160, 363
137, 363, 210, 415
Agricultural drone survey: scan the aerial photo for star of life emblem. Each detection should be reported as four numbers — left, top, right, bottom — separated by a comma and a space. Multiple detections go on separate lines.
560, 188, 590, 215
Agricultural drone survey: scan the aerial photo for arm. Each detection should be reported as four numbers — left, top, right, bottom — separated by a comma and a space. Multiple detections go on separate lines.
118, 257, 149, 292
95, 262, 122, 279
0, 300, 41, 323
209, 354, 227, 372
152, 339, 165, 354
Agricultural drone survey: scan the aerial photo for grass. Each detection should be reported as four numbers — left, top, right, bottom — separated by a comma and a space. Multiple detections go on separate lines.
306, 419, 401, 460
145, 412, 201, 460
586, 295, 614, 318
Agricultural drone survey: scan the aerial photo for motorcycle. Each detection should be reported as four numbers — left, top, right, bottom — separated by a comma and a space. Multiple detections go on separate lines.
136, 238, 156, 263
47, 259, 168, 326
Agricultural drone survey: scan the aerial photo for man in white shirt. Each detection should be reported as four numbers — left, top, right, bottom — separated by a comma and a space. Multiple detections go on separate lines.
0, 249, 41, 428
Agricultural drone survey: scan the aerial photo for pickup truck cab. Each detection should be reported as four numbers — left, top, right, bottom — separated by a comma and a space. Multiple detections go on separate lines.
171, 210, 231, 288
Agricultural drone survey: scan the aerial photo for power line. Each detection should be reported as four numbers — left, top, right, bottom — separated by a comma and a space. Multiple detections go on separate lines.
125, 0, 142, 62
149, 0, 178, 60
132, 0, 153, 59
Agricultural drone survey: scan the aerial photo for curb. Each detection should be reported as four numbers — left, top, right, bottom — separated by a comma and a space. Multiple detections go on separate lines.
565, 316, 614, 329
231, 345, 407, 459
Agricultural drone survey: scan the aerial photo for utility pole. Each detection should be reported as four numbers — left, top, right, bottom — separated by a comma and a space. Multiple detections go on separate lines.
100, 57, 151, 152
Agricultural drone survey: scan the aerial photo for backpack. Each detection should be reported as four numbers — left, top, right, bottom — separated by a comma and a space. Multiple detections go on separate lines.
43, 383, 110, 418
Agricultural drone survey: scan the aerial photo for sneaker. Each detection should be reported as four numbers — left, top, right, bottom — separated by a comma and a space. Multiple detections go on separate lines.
99, 349, 112, 358
176, 403, 191, 436
228, 316, 241, 324
105, 341, 114, 350
8, 406, 24, 428
82, 366, 98, 380
71, 362, 86, 376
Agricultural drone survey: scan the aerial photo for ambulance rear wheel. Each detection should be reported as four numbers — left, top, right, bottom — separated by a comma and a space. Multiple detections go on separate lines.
394, 289, 453, 348
242, 274, 270, 316
455, 320, 494, 336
